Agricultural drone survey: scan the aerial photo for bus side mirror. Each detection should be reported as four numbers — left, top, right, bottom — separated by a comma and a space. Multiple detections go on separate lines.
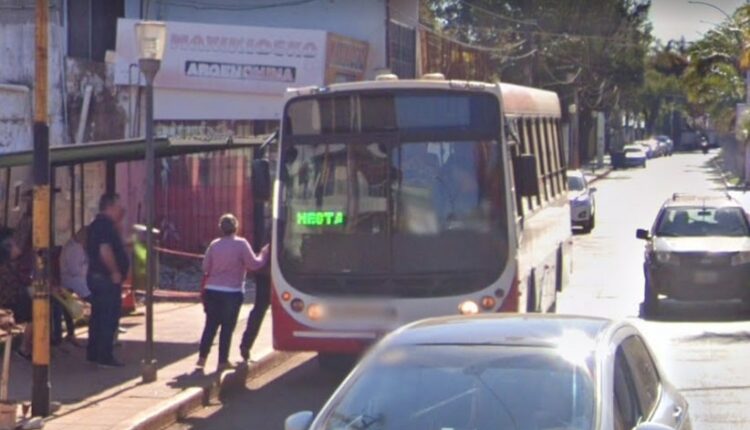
515, 154, 540, 197
252, 159, 272, 202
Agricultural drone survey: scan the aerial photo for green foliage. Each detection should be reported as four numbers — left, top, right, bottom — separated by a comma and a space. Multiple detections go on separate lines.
425, 0, 652, 113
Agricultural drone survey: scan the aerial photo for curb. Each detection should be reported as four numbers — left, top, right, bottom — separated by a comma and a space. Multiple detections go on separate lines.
711, 158, 741, 191
584, 166, 613, 184
114, 351, 294, 430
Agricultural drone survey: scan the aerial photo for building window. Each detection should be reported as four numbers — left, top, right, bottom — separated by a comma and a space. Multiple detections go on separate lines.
388, 20, 416, 79
67, 0, 125, 61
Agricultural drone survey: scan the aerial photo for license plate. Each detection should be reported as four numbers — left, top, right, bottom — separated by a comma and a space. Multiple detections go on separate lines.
330, 303, 396, 320
694, 271, 719, 284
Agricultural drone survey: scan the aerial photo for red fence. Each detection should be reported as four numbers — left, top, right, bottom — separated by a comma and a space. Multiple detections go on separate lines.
155, 149, 255, 253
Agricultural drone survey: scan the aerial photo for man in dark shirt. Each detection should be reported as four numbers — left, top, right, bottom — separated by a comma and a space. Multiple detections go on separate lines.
86, 193, 129, 367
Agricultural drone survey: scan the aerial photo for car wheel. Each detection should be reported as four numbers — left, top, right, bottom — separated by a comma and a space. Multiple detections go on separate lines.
526, 274, 539, 313
643, 278, 660, 318
589, 213, 596, 230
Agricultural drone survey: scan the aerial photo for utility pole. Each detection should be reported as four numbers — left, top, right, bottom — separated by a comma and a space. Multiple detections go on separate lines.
569, 89, 580, 169
31, 0, 51, 417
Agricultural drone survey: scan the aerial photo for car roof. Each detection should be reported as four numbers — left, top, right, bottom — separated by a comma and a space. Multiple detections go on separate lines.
386, 314, 615, 351
662, 193, 742, 209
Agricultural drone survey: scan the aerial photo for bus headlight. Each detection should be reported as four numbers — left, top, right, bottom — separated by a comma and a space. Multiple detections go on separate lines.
307, 303, 325, 321
459, 300, 479, 315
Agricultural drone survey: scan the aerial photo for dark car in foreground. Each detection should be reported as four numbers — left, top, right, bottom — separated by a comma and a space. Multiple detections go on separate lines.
637, 193, 750, 315
286, 315, 691, 430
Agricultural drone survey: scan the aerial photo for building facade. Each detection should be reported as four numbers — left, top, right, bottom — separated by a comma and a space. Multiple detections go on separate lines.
0, 0, 422, 251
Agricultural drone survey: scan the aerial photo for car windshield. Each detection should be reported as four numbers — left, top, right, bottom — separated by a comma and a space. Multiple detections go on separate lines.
568, 176, 585, 191
315, 345, 596, 430
655, 207, 750, 237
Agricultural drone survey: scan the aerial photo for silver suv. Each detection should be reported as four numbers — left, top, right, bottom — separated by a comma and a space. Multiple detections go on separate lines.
636, 193, 750, 316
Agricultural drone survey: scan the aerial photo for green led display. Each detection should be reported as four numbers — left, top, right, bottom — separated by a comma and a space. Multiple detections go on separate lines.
296, 211, 346, 226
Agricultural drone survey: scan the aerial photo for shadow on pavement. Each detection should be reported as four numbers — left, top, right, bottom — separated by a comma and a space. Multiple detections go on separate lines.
9, 338, 197, 406
640, 299, 750, 323
176, 356, 344, 430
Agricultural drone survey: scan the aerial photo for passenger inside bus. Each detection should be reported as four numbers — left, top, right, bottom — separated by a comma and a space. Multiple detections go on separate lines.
434, 146, 481, 229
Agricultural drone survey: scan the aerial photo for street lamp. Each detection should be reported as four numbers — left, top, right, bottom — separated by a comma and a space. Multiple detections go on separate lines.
135, 20, 166, 384
687, 0, 732, 20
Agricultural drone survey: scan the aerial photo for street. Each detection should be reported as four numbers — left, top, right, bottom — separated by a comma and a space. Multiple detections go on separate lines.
169, 152, 750, 430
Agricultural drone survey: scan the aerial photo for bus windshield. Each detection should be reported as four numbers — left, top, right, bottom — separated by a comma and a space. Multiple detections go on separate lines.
278, 91, 508, 297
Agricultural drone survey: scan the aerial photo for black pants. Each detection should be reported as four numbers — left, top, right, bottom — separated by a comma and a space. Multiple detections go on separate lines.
87, 275, 122, 363
240, 274, 270, 354
199, 290, 243, 364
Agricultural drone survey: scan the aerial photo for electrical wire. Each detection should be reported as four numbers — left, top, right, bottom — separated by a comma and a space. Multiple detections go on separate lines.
453, 0, 537, 26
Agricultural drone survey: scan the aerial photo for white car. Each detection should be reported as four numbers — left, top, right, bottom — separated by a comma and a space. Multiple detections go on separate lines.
623, 144, 648, 168
568, 170, 597, 233
286, 315, 691, 430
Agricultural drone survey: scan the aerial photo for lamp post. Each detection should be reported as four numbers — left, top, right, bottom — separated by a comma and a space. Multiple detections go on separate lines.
135, 20, 166, 383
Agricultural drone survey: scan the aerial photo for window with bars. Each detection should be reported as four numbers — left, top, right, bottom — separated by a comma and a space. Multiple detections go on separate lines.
509, 116, 567, 218
388, 20, 417, 79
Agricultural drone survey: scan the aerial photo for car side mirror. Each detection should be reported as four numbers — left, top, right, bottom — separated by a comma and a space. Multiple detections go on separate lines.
634, 423, 675, 430
636, 228, 651, 240
285, 411, 314, 430
252, 159, 272, 202
514, 154, 540, 197
589, 187, 597, 193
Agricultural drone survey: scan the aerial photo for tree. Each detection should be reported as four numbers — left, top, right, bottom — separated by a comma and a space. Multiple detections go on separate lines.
424, 0, 652, 163
682, 16, 745, 133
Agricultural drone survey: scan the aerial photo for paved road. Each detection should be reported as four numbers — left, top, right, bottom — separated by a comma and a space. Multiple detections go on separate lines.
170, 151, 748, 429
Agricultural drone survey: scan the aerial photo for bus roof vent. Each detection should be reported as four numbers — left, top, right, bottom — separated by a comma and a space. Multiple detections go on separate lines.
422, 73, 446, 80
375, 73, 399, 81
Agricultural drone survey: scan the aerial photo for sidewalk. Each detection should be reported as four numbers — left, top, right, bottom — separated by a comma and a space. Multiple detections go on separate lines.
581, 154, 613, 184
7, 297, 276, 430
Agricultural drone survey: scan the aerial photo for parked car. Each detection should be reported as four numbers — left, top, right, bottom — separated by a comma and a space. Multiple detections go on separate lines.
655, 135, 674, 156
568, 170, 597, 233
637, 193, 750, 316
636, 140, 655, 158
645, 138, 665, 157
285, 315, 691, 430
622, 144, 648, 168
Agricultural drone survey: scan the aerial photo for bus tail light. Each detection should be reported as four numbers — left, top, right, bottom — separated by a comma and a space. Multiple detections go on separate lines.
459, 300, 479, 315
480, 296, 497, 310
290, 298, 305, 313
281, 291, 292, 302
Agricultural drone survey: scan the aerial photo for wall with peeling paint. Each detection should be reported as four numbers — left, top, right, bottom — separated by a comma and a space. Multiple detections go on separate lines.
0, 6, 67, 152
65, 58, 129, 142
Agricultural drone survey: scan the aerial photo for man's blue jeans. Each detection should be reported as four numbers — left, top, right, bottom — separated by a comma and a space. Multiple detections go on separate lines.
86, 274, 122, 363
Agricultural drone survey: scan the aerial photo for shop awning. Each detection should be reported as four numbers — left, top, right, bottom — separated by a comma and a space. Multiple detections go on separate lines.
0, 135, 269, 169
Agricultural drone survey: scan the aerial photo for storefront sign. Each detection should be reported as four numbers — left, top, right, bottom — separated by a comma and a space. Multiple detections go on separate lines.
115, 19, 327, 94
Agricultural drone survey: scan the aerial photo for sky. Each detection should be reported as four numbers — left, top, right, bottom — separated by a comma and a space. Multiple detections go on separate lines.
649, 0, 746, 42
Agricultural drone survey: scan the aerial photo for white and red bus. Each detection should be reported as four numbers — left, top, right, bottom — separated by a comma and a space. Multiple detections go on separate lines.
270, 74, 571, 355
